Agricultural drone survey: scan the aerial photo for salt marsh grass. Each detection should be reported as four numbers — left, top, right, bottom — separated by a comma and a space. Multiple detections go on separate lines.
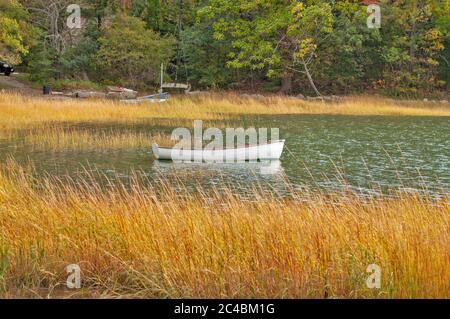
0, 93, 449, 132
22, 128, 172, 151
0, 161, 448, 298
1, 92, 448, 150
0, 93, 448, 298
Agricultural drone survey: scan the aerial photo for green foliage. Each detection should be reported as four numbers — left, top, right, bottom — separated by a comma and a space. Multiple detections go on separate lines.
199, 0, 335, 94
96, 14, 175, 88
378, 0, 446, 96
131, 0, 199, 35
60, 22, 102, 80
27, 43, 56, 82
5, 0, 448, 96
312, 3, 382, 93
181, 23, 233, 88
0, 0, 36, 64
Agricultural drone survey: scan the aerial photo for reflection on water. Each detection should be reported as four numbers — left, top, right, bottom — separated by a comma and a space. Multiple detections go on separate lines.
153, 160, 284, 176
149, 160, 289, 197
0, 114, 448, 197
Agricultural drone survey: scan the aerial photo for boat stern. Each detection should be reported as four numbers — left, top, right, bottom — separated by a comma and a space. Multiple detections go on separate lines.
152, 143, 160, 159
258, 139, 285, 160
272, 139, 285, 159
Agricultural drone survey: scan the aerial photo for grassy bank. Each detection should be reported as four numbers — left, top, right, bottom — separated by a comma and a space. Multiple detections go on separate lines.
0, 162, 448, 298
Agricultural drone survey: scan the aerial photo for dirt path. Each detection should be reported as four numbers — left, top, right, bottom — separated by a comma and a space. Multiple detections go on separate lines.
0, 74, 40, 95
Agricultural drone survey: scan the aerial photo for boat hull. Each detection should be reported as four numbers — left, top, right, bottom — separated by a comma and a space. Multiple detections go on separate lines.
152, 140, 285, 162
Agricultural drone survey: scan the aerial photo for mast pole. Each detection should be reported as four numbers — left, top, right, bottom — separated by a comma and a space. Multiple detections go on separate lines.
175, 0, 183, 81
160, 62, 163, 94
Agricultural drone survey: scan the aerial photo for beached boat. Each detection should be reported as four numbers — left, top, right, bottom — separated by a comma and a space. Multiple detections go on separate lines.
152, 140, 285, 162
120, 92, 169, 104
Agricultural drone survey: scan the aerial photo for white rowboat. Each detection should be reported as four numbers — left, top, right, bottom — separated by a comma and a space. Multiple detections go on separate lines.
152, 140, 285, 162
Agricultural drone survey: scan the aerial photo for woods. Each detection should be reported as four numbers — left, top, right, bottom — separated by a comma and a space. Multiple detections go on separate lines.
0, 0, 448, 97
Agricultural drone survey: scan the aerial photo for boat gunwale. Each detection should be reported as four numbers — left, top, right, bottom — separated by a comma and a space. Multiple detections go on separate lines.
153, 139, 285, 151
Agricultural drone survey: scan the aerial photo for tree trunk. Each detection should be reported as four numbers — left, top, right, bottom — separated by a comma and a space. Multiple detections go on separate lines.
409, 20, 416, 72
279, 71, 293, 95
81, 70, 90, 81
409, 1, 418, 72
303, 61, 321, 97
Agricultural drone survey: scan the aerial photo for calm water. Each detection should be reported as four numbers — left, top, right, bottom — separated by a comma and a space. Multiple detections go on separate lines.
0, 115, 449, 196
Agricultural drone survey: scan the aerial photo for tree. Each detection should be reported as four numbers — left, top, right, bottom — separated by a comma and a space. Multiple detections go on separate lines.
312, 1, 383, 94
0, 0, 33, 64
96, 14, 175, 88
181, 23, 233, 89
131, 0, 201, 82
430, 0, 449, 90
20, 0, 80, 80
379, 0, 446, 96
199, 0, 333, 95
22, 0, 74, 57
131, 0, 200, 35
82, 0, 113, 29
5, 0, 447, 96
59, 21, 102, 80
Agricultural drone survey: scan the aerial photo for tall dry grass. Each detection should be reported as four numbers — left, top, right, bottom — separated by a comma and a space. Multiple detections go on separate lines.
21, 127, 172, 151
1, 92, 448, 150
0, 161, 448, 298
0, 93, 449, 132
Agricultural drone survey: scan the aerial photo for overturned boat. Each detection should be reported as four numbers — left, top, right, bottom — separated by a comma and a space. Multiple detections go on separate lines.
152, 140, 285, 162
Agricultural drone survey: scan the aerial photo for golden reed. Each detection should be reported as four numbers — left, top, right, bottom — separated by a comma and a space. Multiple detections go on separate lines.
0, 161, 448, 298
